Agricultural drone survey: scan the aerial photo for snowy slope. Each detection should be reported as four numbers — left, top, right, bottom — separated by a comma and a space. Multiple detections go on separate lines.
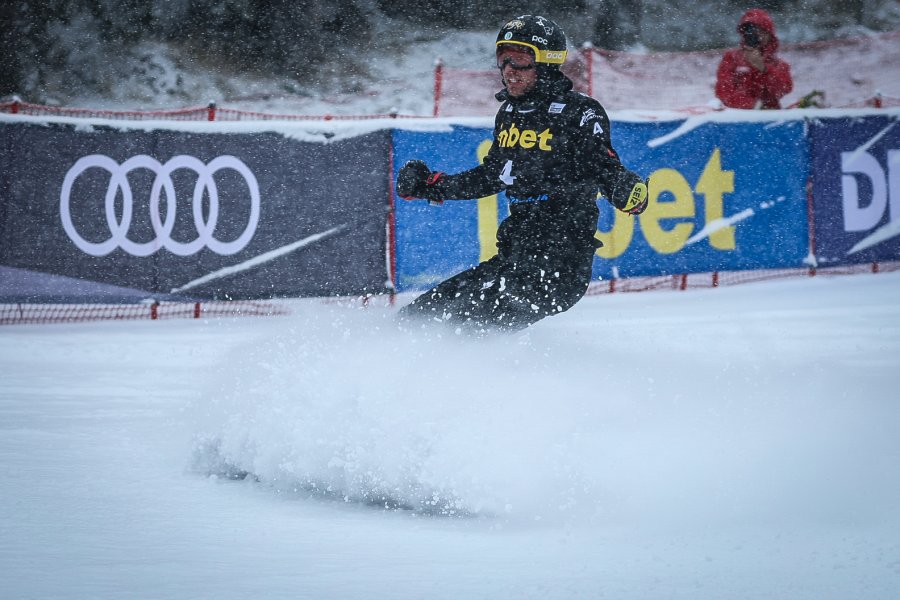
53, 21, 900, 117
2, 272, 899, 599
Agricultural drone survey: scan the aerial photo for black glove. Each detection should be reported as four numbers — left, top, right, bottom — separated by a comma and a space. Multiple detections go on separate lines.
609, 170, 648, 215
397, 160, 446, 204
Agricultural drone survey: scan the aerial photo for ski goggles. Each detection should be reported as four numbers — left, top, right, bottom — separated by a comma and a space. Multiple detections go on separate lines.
497, 51, 536, 71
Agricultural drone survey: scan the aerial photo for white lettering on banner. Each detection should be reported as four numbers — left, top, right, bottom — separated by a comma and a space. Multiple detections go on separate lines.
60, 154, 260, 257
840, 150, 898, 232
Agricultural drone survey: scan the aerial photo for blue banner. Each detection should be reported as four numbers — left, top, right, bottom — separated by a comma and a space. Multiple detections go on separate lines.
393, 127, 492, 291
810, 115, 900, 266
603, 119, 810, 278
393, 118, 810, 290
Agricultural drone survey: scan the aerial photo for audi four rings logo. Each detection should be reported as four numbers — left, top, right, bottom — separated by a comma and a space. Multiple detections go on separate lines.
60, 154, 260, 257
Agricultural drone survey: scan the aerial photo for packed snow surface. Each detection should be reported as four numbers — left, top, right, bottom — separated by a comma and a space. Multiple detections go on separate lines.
2, 273, 900, 599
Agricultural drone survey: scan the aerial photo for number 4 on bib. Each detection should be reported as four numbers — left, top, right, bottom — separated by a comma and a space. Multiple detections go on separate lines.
500, 160, 516, 185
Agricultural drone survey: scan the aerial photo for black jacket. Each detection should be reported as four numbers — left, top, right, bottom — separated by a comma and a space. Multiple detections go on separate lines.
434, 71, 644, 257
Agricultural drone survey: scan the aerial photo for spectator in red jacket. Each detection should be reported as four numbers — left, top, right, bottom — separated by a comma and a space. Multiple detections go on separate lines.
715, 8, 793, 109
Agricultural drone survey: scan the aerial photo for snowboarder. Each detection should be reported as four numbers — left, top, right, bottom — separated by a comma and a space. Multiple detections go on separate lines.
397, 14, 648, 333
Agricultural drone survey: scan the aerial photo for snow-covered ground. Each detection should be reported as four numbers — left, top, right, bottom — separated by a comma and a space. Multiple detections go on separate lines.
71, 25, 900, 117
59, 30, 501, 116
2, 272, 899, 599
28, 1, 900, 116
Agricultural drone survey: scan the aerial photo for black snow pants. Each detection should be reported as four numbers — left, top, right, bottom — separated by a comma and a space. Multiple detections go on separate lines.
398, 236, 598, 333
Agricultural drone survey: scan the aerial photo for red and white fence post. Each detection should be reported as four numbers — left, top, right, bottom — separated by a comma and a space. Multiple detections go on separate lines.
433, 58, 444, 117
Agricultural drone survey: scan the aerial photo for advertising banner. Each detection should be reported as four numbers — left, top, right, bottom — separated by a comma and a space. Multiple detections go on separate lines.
8, 112, 886, 305
392, 126, 493, 290
809, 115, 900, 266
392, 118, 810, 290
0, 121, 390, 302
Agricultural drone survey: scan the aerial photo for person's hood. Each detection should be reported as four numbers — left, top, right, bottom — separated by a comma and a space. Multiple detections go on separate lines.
738, 8, 779, 52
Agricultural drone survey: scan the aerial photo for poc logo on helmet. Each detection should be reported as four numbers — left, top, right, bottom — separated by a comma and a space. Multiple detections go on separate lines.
532, 36, 548, 44
545, 51, 565, 60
